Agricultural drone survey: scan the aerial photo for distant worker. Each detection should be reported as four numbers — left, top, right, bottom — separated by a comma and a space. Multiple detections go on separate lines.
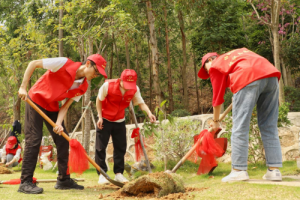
0, 136, 22, 168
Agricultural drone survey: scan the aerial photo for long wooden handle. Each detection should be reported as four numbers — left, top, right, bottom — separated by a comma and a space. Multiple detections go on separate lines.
129, 102, 152, 173
25, 98, 124, 187
171, 103, 232, 173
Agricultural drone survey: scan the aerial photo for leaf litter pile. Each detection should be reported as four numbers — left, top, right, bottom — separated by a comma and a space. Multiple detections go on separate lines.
0, 166, 12, 174
91, 172, 206, 199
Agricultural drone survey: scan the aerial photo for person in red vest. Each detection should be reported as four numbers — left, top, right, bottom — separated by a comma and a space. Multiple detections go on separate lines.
0, 136, 22, 168
198, 48, 283, 182
95, 69, 156, 184
17, 54, 107, 194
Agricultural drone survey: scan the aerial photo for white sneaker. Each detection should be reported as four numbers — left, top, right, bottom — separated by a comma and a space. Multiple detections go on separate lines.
222, 170, 249, 182
98, 174, 110, 185
263, 169, 282, 181
114, 173, 129, 183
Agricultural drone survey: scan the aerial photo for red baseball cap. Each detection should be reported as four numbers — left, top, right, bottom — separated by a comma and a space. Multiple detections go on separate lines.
87, 54, 107, 78
6, 136, 17, 149
120, 69, 137, 90
197, 52, 218, 79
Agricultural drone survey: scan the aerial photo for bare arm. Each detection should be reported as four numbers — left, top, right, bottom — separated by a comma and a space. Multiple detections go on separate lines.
138, 103, 156, 123
53, 98, 74, 135
18, 60, 43, 101
96, 97, 104, 129
210, 104, 222, 132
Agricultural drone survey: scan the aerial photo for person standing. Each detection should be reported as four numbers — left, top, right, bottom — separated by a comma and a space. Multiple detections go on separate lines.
17, 54, 107, 194
0, 136, 22, 168
198, 48, 282, 182
96, 69, 156, 184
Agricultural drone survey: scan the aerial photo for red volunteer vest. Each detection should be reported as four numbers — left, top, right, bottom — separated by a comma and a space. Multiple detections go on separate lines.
211, 48, 281, 93
29, 59, 88, 111
6, 144, 22, 163
102, 79, 137, 121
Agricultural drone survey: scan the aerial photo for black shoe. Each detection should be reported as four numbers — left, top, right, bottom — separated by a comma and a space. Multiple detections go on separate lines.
18, 181, 44, 194
54, 178, 84, 190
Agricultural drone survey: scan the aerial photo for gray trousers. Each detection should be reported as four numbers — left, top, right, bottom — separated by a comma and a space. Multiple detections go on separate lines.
231, 77, 282, 170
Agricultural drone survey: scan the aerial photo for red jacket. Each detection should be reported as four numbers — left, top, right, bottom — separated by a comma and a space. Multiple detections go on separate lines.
6, 144, 22, 163
29, 59, 88, 111
102, 79, 137, 121
210, 48, 281, 106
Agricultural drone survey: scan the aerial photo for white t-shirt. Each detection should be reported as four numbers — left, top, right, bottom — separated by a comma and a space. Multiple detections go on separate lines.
42, 57, 84, 102
98, 82, 144, 122
1, 145, 21, 162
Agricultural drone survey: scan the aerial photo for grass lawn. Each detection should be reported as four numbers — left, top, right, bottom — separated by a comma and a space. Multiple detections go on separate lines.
1, 160, 300, 200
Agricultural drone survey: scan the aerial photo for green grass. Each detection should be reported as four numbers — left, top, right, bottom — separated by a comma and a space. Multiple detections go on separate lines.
1, 161, 300, 200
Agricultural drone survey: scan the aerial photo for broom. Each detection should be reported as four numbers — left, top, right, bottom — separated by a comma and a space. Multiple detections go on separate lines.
25, 99, 124, 187
166, 103, 232, 173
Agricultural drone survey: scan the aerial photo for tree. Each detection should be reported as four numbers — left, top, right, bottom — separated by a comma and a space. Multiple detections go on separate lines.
249, 0, 285, 103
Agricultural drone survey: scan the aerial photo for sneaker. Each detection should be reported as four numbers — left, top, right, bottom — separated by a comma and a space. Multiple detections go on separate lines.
18, 181, 44, 194
263, 169, 282, 181
98, 174, 110, 185
114, 173, 129, 183
222, 170, 249, 182
54, 178, 84, 190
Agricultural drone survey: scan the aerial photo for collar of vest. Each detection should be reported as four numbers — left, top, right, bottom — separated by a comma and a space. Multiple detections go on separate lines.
65, 61, 82, 83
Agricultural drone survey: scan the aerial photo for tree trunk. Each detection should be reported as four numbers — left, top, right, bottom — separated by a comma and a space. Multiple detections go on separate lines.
270, 0, 284, 104
59, 0, 63, 57
280, 58, 288, 86
192, 51, 200, 114
83, 37, 93, 154
287, 67, 293, 87
135, 41, 141, 86
164, 6, 174, 113
125, 38, 130, 69
146, 1, 162, 108
271, 26, 285, 104
178, 11, 189, 111
147, 35, 153, 111
13, 96, 21, 121
110, 43, 113, 79
113, 34, 121, 76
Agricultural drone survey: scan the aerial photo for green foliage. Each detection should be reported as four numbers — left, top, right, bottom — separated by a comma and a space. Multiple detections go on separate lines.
224, 103, 291, 164
278, 102, 291, 127
170, 109, 191, 117
223, 91, 233, 110
284, 86, 300, 112
282, 35, 300, 73
154, 118, 202, 161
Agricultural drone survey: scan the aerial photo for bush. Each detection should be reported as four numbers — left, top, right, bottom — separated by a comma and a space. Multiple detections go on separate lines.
170, 109, 191, 117
284, 86, 300, 112
154, 118, 202, 161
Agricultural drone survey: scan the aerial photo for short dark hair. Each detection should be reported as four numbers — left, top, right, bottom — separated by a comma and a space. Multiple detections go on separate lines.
204, 56, 217, 65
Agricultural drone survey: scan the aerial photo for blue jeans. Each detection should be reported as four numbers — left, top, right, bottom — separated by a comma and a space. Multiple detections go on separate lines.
231, 77, 282, 170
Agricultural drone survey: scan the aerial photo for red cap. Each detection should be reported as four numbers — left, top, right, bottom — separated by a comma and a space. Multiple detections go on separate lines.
120, 69, 137, 90
197, 52, 218, 79
87, 54, 107, 78
6, 136, 17, 149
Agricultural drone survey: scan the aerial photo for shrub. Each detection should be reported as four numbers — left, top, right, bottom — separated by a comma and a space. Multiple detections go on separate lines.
284, 86, 300, 112
154, 118, 202, 161
171, 109, 191, 117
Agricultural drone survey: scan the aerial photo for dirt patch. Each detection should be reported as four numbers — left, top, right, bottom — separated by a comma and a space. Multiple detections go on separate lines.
0, 166, 12, 174
100, 187, 207, 199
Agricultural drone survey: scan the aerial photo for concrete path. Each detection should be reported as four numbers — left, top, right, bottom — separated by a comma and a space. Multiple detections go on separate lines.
247, 176, 300, 187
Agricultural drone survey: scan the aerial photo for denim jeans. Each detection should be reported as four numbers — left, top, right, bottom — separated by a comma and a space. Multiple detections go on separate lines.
231, 77, 282, 170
